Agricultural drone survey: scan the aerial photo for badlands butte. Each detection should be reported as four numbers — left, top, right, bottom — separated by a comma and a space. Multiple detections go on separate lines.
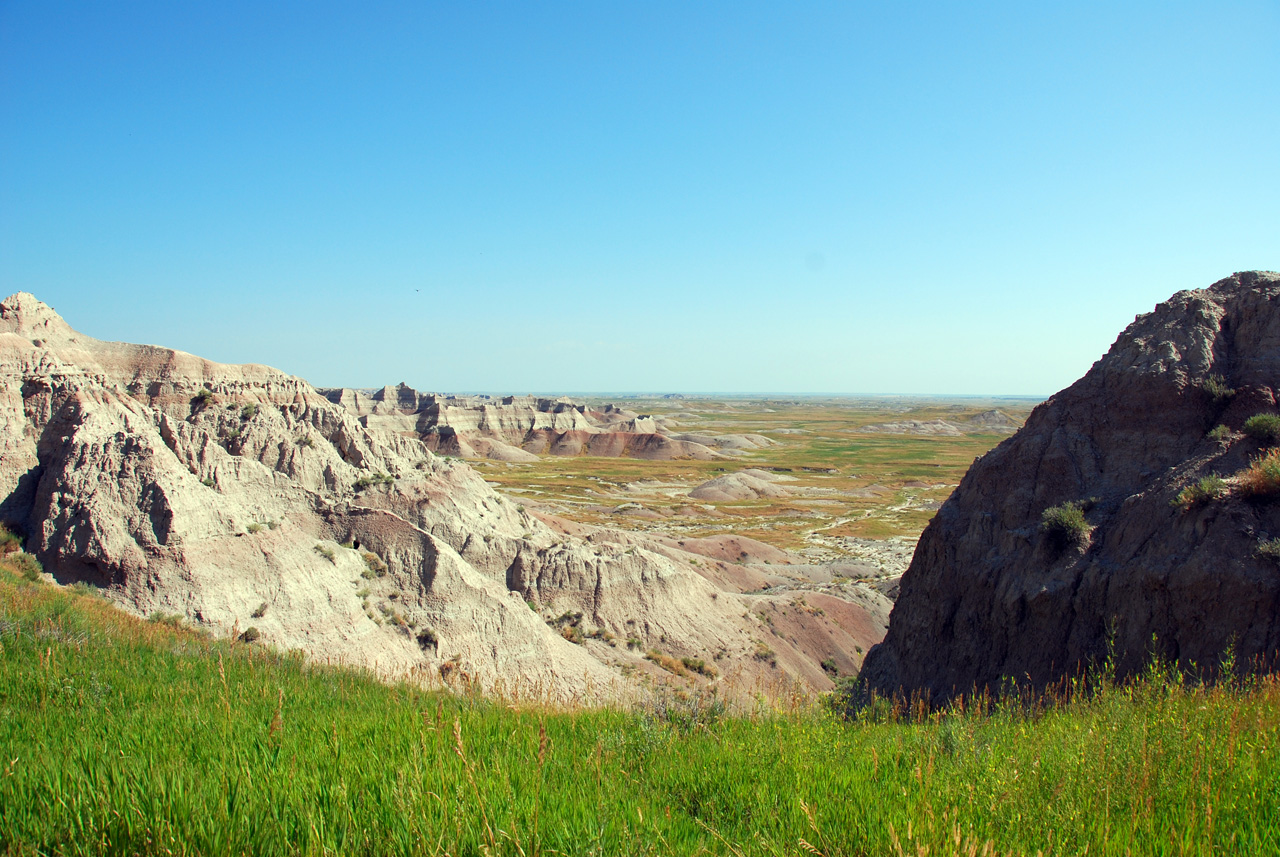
0, 290, 1029, 700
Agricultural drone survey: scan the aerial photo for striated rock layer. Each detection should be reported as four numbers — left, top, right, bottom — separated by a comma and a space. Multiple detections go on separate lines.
861, 271, 1280, 702
0, 293, 883, 700
317, 385, 774, 461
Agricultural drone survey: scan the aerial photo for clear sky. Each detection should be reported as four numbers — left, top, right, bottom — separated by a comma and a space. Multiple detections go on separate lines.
2, 2, 1277, 395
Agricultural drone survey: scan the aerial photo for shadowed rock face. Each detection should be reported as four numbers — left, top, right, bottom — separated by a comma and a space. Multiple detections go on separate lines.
860, 271, 1280, 702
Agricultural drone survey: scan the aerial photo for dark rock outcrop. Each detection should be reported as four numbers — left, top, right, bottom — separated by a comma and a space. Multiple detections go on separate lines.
860, 271, 1280, 701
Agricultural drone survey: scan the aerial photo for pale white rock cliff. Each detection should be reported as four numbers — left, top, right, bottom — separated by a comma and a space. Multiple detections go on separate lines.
0, 293, 881, 699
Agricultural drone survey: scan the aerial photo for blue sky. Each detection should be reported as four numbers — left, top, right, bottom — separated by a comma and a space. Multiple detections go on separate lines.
2, 2, 1277, 395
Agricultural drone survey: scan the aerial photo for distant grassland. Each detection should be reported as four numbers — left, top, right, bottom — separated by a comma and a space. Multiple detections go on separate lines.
3, 562, 1278, 855
477, 400, 1028, 547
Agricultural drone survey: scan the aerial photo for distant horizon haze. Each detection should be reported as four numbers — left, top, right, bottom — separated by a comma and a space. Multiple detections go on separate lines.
2, 2, 1276, 395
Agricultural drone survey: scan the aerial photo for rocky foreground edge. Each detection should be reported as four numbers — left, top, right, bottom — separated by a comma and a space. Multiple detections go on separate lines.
861, 271, 1280, 702
0, 293, 886, 701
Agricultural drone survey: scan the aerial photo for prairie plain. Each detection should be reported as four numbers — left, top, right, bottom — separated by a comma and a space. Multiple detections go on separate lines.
472, 395, 1037, 572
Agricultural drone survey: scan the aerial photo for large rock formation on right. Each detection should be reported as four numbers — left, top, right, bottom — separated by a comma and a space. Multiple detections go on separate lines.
860, 271, 1280, 701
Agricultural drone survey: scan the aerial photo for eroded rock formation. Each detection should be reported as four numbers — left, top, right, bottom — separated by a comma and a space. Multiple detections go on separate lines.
0, 293, 882, 700
319, 386, 776, 461
861, 271, 1280, 702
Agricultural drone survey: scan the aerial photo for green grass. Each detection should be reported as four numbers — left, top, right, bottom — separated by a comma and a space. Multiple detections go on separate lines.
2, 563, 1279, 855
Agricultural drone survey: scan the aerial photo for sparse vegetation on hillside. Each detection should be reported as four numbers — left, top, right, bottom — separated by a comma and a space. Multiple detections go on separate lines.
1, 560, 1277, 855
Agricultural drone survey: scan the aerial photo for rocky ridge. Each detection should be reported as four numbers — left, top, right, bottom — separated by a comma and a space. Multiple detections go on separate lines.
319, 385, 777, 462
0, 293, 882, 700
861, 271, 1280, 702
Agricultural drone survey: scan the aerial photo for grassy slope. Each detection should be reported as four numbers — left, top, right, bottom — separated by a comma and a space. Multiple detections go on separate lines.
2, 563, 1279, 856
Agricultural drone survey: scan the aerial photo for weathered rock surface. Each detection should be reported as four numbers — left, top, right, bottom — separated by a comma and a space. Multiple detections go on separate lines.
861, 271, 1280, 701
0, 293, 881, 699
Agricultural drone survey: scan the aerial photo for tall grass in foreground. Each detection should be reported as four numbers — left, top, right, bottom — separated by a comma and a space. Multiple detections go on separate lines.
1, 562, 1278, 856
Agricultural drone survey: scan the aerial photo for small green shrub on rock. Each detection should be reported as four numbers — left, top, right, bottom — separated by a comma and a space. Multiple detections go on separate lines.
11, 553, 41, 581
1173, 475, 1228, 508
1041, 501, 1091, 549
1202, 374, 1235, 402
1256, 538, 1280, 562
1243, 413, 1280, 445
0, 525, 21, 555
362, 552, 388, 577
354, 472, 394, 490
1237, 449, 1280, 498
1207, 424, 1233, 446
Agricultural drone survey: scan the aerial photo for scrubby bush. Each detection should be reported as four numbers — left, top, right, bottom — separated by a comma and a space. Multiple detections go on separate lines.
148, 612, 184, 628
821, 657, 839, 677
362, 552, 388, 577
644, 650, 688, 676
1236, 449, 1280, 499
1041, 501, 1092, 549
1207, 424, 1233, 446
69, 581, 102, 598
0, 525, 21, 555
681, 656, 717, 678
753, 641, 777, 667
354, 472, 395, 490
11, 553, 41, 582
1202, 374, 1235, 402
1243, 413, 1280, 445
313, 544, 336, 562
1173, 475, 1228, 508
239, 627, 261, 644
240, 404, 258, 421
251, 602, 268, 619
1256, 538, 1280, 562
246, 523, 263, 534
191, 388, 214, 409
